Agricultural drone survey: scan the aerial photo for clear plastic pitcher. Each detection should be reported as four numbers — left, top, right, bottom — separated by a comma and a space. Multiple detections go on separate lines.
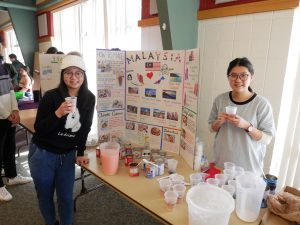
235, 173, 266, 222
100, 142, 120, 175
186, 185, 234, 225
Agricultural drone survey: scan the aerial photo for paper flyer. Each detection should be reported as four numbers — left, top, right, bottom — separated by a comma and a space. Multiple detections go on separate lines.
96, 50, 125, 111
39, 54, 64, 95
126, 51, 184, 129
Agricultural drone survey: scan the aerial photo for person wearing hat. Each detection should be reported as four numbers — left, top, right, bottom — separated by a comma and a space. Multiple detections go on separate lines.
28, 52, 95, 225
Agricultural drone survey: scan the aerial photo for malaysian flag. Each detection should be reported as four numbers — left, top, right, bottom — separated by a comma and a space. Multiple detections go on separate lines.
145, 62, 161, 71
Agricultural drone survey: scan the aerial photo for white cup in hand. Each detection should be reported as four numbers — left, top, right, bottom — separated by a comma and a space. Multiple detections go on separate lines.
225, 106, 237, 115
65, 96, 77, 113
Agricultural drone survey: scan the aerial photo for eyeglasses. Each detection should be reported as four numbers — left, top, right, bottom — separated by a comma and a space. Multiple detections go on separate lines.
228, 73, 250, 81
64, 71, 84, 78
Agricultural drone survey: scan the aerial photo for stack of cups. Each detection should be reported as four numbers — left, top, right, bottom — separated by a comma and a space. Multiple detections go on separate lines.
189, 173, 202, 186
161, 174, 187, 210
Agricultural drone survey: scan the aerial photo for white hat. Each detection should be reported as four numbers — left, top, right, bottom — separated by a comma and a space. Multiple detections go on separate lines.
61, 54, 86, 71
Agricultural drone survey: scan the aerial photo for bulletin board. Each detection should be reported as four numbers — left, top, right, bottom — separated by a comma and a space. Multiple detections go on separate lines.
96, 49, 200, 169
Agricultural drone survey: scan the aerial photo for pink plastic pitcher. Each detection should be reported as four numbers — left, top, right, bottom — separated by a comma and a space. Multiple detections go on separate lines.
100, 142, 120, 175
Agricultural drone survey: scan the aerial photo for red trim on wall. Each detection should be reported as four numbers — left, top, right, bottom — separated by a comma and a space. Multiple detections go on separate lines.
141, 0, 158, 19
199, 0, 265, 10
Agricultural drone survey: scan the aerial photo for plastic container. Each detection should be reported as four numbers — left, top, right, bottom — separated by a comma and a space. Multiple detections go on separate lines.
100, 142, 120, 175
15, 91, 24, 100
186, 185, 234, 225
235, 173, 266, 222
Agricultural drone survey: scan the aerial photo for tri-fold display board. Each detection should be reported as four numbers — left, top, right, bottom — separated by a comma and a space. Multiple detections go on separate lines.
38, 49, 200, 169
96, 49, 200, 169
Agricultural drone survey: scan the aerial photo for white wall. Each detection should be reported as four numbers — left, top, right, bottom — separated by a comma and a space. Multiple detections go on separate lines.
141, 26, 163, 50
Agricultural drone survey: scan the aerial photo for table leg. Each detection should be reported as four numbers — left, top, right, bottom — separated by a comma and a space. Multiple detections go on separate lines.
73, 167, 105, 212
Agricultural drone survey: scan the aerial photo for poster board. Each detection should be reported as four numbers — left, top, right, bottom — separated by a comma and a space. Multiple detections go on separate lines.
39, 53, 64, 95
95, 49, 200, 169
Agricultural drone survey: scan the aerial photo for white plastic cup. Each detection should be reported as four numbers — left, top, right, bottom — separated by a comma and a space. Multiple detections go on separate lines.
186, 185, 235, 225
167, 159, 178, 174
234, 166, 245, 178
65, 96, 77, 112
223, 169, 235, 181
173, 184, 186, 203
206, 178, 219, 187
224, 162, 235, 170
189, 173, 202, 186
164, 190, 178, 211
222, 184, 235, 197
228, 179, 236, 189
215, 174, 227, 186
225, 106, 237, 115
171, 174, 185, 185
198, 172, 209, 181
159, 179, 172, 193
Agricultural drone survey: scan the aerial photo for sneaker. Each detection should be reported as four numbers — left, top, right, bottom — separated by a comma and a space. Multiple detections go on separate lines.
0, 186, 13, 201
7, 174, 33, 186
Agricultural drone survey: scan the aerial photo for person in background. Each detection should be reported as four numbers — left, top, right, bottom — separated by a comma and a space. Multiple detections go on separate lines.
8, 53, 25, 84
46, 46, 58, 54
17, 66, 33, 94
208, 57, 276, 175
0, 55, 18, 88
0, 59, 33, 202
29, 52, 95, 225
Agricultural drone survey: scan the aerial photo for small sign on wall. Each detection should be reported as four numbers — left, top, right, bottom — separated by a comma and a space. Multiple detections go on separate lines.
37, 12, 53, 38
215, 0, 237, 4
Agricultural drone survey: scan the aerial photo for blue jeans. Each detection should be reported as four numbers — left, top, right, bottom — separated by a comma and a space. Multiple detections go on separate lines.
29, 143, 75, 225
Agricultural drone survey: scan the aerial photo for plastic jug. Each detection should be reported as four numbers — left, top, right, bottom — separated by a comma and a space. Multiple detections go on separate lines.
100, 142, 120, 175
235, 173, 266, 222
186, 185, 234, 225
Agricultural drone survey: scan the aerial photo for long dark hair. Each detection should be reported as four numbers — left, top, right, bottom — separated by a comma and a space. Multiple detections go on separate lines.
227, 57, 254, 92
58, 69, 92, 109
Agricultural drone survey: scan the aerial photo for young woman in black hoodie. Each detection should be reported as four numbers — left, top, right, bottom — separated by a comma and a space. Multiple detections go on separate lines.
29, 53, 95, 225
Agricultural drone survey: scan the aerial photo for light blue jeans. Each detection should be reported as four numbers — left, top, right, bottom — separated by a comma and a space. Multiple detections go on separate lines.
29, 143, 75, 225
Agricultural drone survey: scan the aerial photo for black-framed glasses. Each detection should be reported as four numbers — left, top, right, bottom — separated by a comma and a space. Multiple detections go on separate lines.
228, 73, 250, 81
64, 71, 84, 78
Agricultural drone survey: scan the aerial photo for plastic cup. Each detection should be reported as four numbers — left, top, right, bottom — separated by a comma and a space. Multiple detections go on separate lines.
100, 142, 120, 175
223, 169, 235, 181
222, 184, 235, 197
228, 179, 236, 189
167, 159, 178, 174
189, 173, 202, 186
159, 179, 172, 193
224, 162, 235, 170
225, 106, 237, 115
234, 166, 245, 178
173, 184, 186, 203
186, 185, 234, 225
215, 174, 227, 186
164, 190, 178, 211
198, 172, 209, 181
171, 174, 185, 185
206, 178, 219, 186
65, 96, 77, 112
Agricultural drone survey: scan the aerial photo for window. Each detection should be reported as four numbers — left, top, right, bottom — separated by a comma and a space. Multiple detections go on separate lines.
5, 28, 24, 63
52, 0, 141, 139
